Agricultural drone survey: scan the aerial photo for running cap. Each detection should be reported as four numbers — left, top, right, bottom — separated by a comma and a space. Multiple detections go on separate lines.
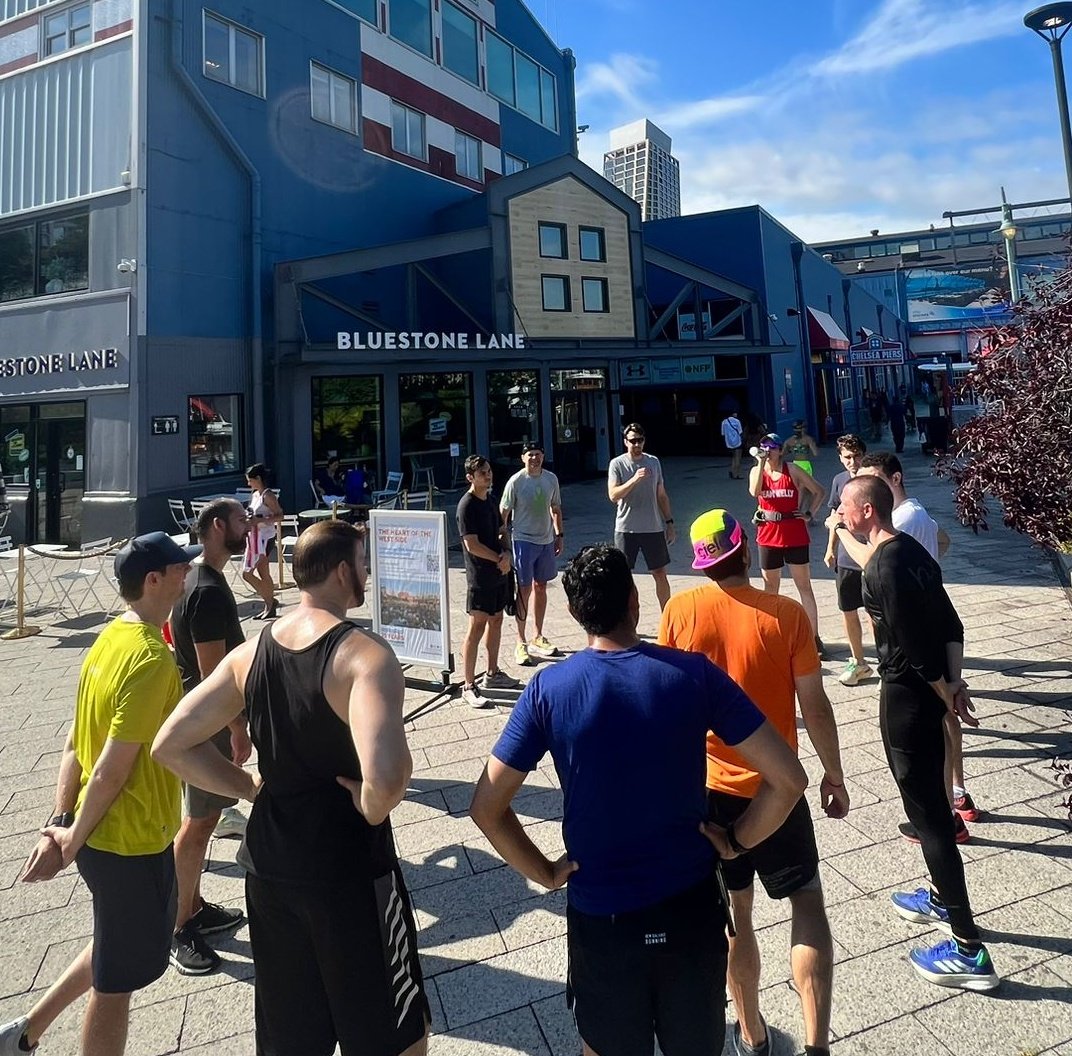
690, 509, 745, 570
521, 440, 544, 453
759, 433, 785, 450
114, 531, 201, 585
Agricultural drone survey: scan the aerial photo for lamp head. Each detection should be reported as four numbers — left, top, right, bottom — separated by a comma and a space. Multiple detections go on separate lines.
1025, 3, 1072, 35
998, 217, 1018, 241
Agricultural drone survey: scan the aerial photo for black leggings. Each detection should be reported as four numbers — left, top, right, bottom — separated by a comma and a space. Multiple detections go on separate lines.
879, 680, 979, 942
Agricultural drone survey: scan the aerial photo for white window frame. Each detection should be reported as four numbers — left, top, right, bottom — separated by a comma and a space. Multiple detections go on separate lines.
202, 10, 265, 98
310, 61, 357, 134
42, 1, 91, 57
391, 100, 426, 160
455, 129, 482, 181
503, 152, 527, 176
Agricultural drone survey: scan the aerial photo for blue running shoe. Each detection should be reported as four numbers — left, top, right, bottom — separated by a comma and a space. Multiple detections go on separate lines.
909, 938, 999, 991
891, 888, 951, 930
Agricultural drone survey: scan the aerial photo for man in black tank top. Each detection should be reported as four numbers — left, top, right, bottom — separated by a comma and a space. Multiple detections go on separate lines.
153, 520, 429, 1056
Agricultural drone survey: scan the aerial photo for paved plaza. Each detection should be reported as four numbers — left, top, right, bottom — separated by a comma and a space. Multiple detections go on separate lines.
1, 441, 1071, 1055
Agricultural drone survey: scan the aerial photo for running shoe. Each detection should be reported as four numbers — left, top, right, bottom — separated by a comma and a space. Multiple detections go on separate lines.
461, 684, 492, 709
0, 1017, 35, 1055
484, 670, 522, 690
170, 923, 221, 975
732, 1017, 770, 1056
953, 790, 981, 823
838, 658, 874, 686
514, 641, 534, 666
213, 806, 247, 840
899, 814, 970, 845
531, 634, 561, 657
908, 937, 999, 991
190, 900, 245, 935
890, 887, 951, 930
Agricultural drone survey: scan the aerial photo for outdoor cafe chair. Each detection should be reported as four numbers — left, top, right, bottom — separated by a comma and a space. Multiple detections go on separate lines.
53, 538, 118, 617
371, 471, 404, 505
168, 498, 194, 533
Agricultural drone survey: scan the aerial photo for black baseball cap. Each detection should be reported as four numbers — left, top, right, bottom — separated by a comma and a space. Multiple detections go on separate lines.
114, 531, 201, 586
521, 440, 544, 453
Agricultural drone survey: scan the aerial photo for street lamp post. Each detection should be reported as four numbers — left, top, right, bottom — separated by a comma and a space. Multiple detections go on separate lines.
997, 187, 1022, 303
1025, 3, 1072, 202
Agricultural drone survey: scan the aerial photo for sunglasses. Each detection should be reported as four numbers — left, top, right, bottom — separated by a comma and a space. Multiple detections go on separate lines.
625, 436, 645, 444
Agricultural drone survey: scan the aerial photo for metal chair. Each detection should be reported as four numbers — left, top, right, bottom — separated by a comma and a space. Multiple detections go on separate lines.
371, 471, 404, 505
401, 489, 433, 511
168, 498, 194, 533
53, 538, 116, 616
277, 514, 300, 588
0, 536, 14, 616
373, 492, 402, 511
189, 500, 211, 518
235, 487, 253, 505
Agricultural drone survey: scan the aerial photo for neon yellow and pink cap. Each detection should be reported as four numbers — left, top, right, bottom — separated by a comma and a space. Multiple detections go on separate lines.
690, 509, 745, 570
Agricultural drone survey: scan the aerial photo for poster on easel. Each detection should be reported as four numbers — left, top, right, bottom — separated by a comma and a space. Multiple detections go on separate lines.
369, 509, 450, 674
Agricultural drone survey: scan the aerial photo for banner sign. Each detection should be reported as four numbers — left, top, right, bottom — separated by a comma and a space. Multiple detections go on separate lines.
369, 509, 450, 672
848, 336, 905, 366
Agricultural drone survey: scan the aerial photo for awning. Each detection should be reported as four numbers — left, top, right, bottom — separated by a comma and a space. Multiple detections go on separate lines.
807, 308, 850, 351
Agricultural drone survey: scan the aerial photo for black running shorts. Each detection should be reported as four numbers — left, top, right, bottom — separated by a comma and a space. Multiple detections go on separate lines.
76, 844, 177, 994
706, 791, 820, 900
246, 866, 429, 1056
758, 544, 810, 570
566, 872, 728, 1056
184, 728, 239, 818
614, 530, 671, 572
835, 566, 864, 612
466, 578, 511, 616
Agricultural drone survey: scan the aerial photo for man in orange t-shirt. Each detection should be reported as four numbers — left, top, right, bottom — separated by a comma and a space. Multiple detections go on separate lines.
658, 509, 849, 1056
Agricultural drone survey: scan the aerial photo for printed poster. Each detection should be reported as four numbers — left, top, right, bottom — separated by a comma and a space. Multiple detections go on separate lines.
369, 509, 450, 671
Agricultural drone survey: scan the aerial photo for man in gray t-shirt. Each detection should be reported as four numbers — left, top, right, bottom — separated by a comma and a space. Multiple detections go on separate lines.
500, 441, 564, 665
607, 423, 676, 611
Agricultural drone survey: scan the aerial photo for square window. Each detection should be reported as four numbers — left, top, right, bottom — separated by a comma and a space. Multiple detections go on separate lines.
542, 275, 570, 312
442, 2, 479, 85
486, 32, 515, 106
455, 130, 482, 181
503, 153, 527, 175
203, 12, 264, 96
538, 222, 567, 259
311, 62, 357, 133
189, 395, 243, 480
582, 277, 608, 313
389, 0, 432, 57
579, 227, 606, 263
43, 2, 91, 56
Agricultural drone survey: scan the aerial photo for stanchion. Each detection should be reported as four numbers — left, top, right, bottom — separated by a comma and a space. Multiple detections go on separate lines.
1, 545, 41, 640
331, 500, 338, 520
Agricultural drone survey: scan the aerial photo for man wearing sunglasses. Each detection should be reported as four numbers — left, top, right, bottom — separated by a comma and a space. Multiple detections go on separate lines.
608, 424, 676, 611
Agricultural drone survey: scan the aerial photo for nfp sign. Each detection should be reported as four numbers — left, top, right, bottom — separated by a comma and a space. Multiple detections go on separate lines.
848, 336, 905, 366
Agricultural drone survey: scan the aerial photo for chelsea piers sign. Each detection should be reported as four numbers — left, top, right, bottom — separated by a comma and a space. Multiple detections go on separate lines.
337, 332, 526, 351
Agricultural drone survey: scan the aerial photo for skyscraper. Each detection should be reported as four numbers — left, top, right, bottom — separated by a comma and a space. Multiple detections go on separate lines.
603, 120, 681, 221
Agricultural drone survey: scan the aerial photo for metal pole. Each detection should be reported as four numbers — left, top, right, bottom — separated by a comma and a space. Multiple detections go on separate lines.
1005, 226, 1022, 302
1050, 36, 1072, 202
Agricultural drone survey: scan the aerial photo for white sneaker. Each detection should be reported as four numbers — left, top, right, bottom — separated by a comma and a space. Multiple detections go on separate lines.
0, 1017, 35, 1055
213, 806, 247, 840
461, 683, 493, 709
838, 659, 874, 686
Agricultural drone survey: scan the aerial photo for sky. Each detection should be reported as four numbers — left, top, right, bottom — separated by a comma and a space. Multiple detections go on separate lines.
537, 0, 1072, 241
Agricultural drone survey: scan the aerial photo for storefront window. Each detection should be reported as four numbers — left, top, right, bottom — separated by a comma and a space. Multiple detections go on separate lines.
0, 226, 34, 302
311, 376, 384, 488
0, 214, 88, 302
189, 394, 243, 480
399, 372, 472, 487
487, 369, 541, 467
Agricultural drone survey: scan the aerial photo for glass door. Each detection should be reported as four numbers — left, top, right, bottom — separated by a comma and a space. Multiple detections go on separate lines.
35, 404, 85, 546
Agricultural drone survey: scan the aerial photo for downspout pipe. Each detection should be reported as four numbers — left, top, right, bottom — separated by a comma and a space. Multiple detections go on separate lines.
789, 241, 818, 435
169, 0, 265, 461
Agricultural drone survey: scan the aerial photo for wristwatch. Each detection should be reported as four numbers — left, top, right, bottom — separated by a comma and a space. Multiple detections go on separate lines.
665, 518, 674, 525
46, 811, 74, 828
725, 822, 748, 855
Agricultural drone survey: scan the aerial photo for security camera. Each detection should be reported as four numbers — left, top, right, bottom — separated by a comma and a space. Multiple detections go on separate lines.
117, 258, 137, 274
768, 313, 778, 322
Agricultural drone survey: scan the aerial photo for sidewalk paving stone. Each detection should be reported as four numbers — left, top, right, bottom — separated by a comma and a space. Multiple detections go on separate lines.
1, 445, 1070, 1053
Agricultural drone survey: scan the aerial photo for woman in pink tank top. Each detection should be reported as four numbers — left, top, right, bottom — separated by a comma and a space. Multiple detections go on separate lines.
748, 433, 828, 654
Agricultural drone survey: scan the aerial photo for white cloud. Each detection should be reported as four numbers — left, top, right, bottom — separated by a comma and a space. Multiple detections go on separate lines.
810, 0, 1026, 77
654, 94, 766, 130
575, 53, 659, 113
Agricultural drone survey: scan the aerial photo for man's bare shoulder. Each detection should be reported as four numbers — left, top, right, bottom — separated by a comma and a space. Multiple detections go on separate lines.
331, 623, 402, 675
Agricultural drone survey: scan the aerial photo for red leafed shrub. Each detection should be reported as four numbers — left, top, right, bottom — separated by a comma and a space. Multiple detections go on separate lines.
936, 270, 1072, 552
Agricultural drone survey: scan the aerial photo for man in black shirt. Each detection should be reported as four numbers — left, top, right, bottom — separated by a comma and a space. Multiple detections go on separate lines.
456, 454, 521, 708
167, 498, 252, 975
834, 476, 998, 992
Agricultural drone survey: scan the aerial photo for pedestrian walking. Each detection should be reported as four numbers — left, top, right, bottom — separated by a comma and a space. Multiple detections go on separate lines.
499, 440, 564, 667
748, 433, 827, 655
857, 454, 976, 842
166, 498, 252, 975
660, 509, 849, 1056
1, 533, 199, 1056
833, 476, 999, 991
722, 409, 745, 479
457, 454, 522, 707
888, 392, 907, 454
607, 423, 676, 611
470, 544, 807, 1056
822, 434, 873, 687
153, 520, 431, 1056
242, 463, 284, 620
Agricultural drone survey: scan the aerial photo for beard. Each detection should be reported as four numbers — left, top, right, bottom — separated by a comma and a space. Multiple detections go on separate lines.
224, 530, 248, 556
346, 562, 365, 610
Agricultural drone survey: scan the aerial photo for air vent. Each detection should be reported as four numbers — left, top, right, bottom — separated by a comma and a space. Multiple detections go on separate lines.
900, 243, 921, 261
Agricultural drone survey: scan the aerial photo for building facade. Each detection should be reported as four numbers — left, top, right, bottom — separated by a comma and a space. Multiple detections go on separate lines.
603, 118, 680, 222
0, 0, 578, 545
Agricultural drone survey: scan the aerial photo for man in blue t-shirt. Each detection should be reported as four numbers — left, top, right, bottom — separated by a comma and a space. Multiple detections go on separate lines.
470, 544, 807, 1056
